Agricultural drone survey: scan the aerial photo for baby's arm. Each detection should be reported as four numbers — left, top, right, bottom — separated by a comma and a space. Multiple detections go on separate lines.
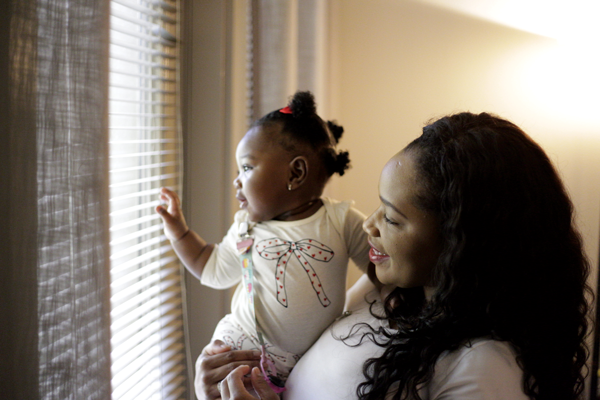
156, 187, 214, 280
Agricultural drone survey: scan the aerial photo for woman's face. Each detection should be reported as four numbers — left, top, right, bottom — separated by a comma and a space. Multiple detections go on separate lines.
363, 150, 442, 299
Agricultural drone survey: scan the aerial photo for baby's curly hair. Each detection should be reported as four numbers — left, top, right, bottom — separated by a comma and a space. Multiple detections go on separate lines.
252, 91, 350, 179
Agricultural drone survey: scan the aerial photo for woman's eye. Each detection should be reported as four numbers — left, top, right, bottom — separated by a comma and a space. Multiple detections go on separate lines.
384, 215, 399, 226
242, 165, 252, 172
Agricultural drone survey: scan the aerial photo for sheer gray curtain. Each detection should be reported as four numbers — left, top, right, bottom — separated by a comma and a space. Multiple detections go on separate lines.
249, 0, 329, 119
1, 0, 112, 398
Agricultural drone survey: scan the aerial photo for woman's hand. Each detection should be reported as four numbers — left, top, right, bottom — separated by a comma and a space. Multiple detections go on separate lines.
156, 187, 189, 242
219, 365, 280, 400
195, 340, 261, 400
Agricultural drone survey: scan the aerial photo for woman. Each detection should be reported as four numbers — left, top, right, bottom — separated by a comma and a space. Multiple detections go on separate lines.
198, 112, 591, 400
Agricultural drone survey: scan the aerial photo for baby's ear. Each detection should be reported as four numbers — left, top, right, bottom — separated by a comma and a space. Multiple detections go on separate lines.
288, 156, 308, 190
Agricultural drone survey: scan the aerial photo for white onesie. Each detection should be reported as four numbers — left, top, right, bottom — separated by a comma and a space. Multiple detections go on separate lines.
200, 197, 371, 381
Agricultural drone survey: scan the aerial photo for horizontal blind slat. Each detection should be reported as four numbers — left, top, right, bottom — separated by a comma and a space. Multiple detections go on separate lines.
109, 139, 177, 145
110, 186, 180, 203
109, 161, 177, 174
151, 0, 177, 13
110, 236, 161, 261
109, 97, 174, 106
112, 29, 176, 48
109, 149, 176, 159
109, 53, 176, 71
109, 173, 177, 189
109, 124, 176, 130
163, 380, 186, 400
110, 228, 165, 248
110, 248, 163, 279
112, 348, 161, 394
109, 175, 177, 192
110, 112, 174, 118
111, 0, 176, 24
110, 69, 176, 83
111, 313, 183, 360
110, 22, 176, 46
110, 256, 175, 302
111, 314, 165, 358
110, 40, 176, 59
110, 269, 180, 325
116, 365, 162, 400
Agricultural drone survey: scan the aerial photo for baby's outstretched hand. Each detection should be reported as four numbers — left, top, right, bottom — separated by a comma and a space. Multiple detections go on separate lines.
156, 187, 189, 242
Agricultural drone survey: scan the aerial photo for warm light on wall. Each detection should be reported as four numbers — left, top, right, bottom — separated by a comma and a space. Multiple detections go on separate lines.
416, 1, 600, 130
418, 0, 600, 42
523, 40, 600, 129
549, 1, 600, 127
555, 0, 600, 44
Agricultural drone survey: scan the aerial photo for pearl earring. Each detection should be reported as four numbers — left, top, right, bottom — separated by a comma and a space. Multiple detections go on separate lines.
288, 183, 292, 191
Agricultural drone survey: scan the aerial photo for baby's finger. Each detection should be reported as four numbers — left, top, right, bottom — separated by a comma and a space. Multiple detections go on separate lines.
155, 205, 176, 222
158, 190, 177, 210
160, 186, 175, 196
158, 193, 171, 205
223, 365, 252, 399
160, 187, 180, 204
250, 367, 281, 400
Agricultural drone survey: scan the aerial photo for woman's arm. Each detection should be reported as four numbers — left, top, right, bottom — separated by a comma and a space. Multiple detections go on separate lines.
344, 272, 377, 311
427, 340, 529, 399
194, 340, 261, 400
218, 366, 280, 400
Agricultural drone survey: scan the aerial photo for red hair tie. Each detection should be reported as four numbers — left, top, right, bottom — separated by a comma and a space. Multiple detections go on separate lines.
279, 106, 292, 114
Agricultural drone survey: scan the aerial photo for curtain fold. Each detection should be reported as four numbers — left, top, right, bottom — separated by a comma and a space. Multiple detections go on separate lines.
1, 0, 112, 398
250, 0, 329, 119
1, 1, 40, 398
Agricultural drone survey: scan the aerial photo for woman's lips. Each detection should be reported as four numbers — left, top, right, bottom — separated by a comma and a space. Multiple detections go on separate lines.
368, 242, 390, 263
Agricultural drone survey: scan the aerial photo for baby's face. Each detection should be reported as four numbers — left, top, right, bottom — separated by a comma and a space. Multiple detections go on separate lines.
233, 126, 292, 222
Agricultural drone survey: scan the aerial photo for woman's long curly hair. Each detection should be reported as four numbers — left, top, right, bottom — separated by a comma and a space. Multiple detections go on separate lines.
358, 112, 592, 400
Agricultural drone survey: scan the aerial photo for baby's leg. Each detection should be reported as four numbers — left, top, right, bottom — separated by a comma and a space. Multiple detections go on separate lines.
210, 314, 254, 351
210, 314, 300, 384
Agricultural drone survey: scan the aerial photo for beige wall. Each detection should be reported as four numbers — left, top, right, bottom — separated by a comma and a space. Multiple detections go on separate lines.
182, 1, 233, 394
324, 0, 600, 292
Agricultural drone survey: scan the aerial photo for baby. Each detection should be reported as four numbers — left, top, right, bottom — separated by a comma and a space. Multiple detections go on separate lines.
156, 91, 371, 391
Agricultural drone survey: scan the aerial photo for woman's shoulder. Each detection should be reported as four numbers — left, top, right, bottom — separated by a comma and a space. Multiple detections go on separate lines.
438, 338, 517, 368
424, 339, 529, 399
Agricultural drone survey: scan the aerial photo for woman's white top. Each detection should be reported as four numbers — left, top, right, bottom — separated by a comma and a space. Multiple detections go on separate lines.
283, 275, 529, 400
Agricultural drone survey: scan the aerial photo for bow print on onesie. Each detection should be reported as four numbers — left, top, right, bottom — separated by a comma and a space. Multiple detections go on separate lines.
255, 238, 334, 307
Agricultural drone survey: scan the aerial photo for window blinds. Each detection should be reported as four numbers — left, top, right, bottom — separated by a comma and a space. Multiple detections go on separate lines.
108, 1, 187, 399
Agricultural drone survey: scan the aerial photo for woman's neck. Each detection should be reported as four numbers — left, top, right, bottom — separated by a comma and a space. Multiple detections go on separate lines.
273, 198, 323, 221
